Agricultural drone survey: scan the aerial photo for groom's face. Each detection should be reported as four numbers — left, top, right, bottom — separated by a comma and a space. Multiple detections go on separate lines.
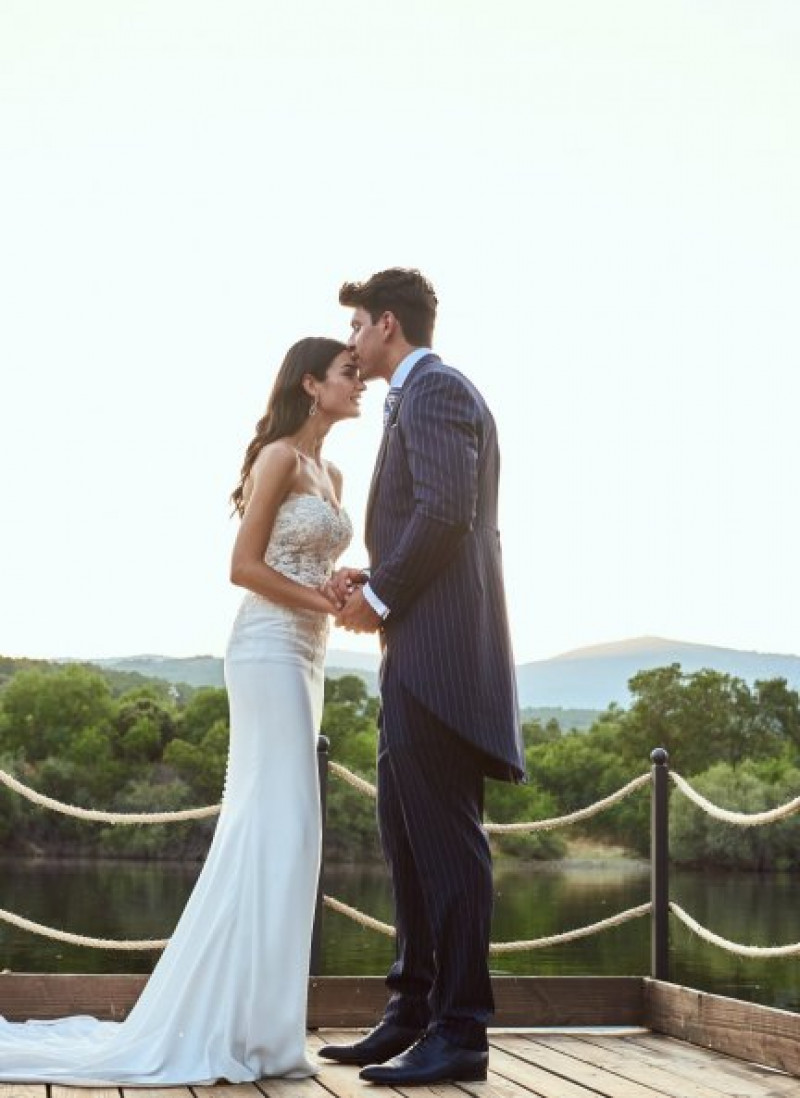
346, 306, 388, 381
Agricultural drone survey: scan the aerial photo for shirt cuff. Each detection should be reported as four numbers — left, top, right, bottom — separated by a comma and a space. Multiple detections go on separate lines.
363, 582, 390, 620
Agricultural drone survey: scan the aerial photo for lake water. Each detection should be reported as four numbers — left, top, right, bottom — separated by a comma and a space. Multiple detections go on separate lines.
1, 856, 798, 1013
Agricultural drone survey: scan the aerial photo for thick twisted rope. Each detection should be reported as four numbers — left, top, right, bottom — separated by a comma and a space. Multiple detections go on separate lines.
670, 902, 800, 957
0, 907, 167, 950
323, 894, 652, 951
328, 761, 378, 798
7, 895, 799, 958
330, 763, 652, 832
670, 771, 800, 826
0, 895, 651, 953
490, 902, 653, 952
486, 773, 651, 833
0, 768, 220, 824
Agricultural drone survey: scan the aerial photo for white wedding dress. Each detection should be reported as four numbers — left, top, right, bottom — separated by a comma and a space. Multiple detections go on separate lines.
0, 494, 352, 1085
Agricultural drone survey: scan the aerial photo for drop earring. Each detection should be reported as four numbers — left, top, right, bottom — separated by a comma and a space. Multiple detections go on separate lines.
308, 397, 318, 417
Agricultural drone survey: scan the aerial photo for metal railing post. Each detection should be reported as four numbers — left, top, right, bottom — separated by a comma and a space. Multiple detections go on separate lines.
650, 746, 670, 981
310, 733, 330, 977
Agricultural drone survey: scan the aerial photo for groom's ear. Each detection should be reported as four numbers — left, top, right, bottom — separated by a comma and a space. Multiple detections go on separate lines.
380, 310, 399, 341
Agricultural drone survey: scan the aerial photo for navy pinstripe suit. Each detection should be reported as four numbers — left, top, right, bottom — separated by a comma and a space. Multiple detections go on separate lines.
366, 353, 525, 1048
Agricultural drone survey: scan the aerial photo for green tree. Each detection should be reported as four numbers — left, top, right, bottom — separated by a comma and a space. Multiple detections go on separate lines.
177, 688, 229, 745
670, 760, 800, 870
0, 666, 115, 762
618, 666, 794, 774
115, 686, 178, 760
164, 719, 229, 802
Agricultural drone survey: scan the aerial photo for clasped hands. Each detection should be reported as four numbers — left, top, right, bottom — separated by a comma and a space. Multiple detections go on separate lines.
319, 567, 382, 634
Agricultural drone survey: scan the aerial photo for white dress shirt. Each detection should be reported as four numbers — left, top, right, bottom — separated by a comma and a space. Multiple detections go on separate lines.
362, 348, 433, 620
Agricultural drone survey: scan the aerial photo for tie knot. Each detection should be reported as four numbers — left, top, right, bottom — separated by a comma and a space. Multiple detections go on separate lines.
383, 386, 402, 427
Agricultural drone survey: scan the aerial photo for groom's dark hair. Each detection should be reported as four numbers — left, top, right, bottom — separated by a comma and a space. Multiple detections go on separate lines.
339, 268, 438, 346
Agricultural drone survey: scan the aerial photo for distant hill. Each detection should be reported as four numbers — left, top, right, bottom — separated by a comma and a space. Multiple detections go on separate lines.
88, 651, 380, 693
516, 636, 800, 709
90, 654, 226, 689
84, 636, 800, 712
519, 706, 601, 732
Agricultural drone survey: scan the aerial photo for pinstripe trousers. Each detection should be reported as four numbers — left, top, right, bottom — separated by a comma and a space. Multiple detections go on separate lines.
377, 659, 494, 1050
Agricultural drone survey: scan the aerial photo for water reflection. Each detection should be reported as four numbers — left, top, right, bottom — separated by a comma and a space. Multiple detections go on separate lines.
1, 857, 797, 1012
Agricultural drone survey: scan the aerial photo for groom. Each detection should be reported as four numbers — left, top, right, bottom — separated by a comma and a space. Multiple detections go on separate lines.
320, 269, 525, 1085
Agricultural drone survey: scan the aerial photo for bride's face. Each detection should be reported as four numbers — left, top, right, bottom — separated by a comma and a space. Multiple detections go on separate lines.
314, 352, 365, 420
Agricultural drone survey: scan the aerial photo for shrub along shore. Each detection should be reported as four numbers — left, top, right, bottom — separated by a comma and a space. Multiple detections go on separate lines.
1, 657, 799, 870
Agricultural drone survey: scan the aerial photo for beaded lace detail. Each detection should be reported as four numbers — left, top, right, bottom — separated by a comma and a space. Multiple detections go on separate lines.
234, 494, 352, 666
264, 493, 352, 586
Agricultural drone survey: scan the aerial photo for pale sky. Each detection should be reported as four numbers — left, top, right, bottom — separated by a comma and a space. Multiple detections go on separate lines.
1, 1, 798, 666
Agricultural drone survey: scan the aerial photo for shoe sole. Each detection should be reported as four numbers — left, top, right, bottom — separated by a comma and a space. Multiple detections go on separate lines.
361, 1065, 488, 1084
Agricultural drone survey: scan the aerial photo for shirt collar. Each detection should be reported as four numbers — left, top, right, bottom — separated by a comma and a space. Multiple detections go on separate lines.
389, 347, 433, 389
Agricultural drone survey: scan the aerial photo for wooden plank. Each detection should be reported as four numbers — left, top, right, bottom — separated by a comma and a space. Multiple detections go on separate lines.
121, 1091, 193, 1098
305, 1031, 375, 1098
52, 1089, 120, 1098
0, 1088, 48, 1098
307, 977, 644, 1028
644, 979, 800, 1078
0, 975, 643, 1028
486, 1039, 605, 1098
580, 1034, 799, 1098
254, 1079, 329, 1098
455, 1064, 550, 1098
0, 974, 146, 1022
190, 1087, 263, 1097
310, 1032, 551, 1098
309, 1031, 468, 1098
529, 1033, 747, 1098
494, 1033, 669, 1097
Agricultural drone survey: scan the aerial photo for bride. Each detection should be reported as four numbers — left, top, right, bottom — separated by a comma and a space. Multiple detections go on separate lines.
0, 336, 364, 1084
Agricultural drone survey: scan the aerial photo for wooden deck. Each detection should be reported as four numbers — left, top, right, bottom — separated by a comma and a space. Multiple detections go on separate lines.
2, 977, 798, 1094
1, 1028, 797, 1098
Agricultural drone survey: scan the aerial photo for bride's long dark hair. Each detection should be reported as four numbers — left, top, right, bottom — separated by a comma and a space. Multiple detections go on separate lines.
230, 337, 347, 516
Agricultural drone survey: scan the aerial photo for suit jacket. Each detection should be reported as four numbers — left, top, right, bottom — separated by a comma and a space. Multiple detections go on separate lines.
366, 354, 525, 782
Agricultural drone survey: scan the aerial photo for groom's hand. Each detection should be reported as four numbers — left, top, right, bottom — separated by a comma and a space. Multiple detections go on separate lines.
329, 566, 368, 603
336, 587, 382, 634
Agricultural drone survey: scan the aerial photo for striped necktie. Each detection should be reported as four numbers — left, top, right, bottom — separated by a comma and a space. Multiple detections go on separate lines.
383, 386, 402, 428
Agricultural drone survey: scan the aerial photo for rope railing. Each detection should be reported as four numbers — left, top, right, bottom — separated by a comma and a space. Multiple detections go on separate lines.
0, 907, 167, 951
4, 752, 800, 964
333, 761, 653, 832
0, 768, 220, 824
486, 773, 651, 833
328, 761, 377, 799
669, 771, 800, 826
0, 762, 653, 833
0, 896, 653, 954
7, 760, 800, 835
669, 902, 800, 958
6, 892, 800, 959
322, 895, 654, 952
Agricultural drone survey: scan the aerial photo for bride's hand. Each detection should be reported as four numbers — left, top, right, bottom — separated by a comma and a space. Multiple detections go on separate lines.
328, 567, 368, 603
318, 580, 345, 612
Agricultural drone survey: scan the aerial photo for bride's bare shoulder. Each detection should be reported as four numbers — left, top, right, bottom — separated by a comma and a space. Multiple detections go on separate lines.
251, 440, 300, 478
324, 458, 343, 496
241, 442, 300, 509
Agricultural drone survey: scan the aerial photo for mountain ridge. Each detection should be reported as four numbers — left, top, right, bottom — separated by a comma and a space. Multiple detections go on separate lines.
82, 636, 800, 710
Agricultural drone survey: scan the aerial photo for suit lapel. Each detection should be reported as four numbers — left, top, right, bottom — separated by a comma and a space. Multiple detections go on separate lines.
365, 354, 440, 543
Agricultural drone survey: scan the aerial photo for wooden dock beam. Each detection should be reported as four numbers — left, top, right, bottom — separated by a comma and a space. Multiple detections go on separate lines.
2, 973, 798, 1076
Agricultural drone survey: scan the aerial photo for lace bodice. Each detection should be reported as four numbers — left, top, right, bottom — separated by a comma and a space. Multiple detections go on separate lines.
231, 493, 352, 667
264, 493, 352, 586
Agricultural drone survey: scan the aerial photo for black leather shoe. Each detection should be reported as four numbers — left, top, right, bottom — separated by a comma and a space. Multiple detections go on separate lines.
318, 1020, 424, 1066
359, 1032, 488, 1085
